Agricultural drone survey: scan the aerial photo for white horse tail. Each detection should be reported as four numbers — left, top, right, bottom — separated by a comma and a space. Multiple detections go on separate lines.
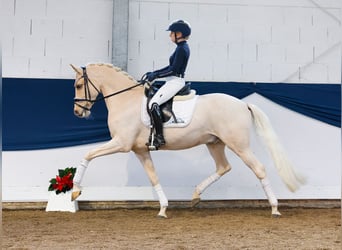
247, 103, 306, 192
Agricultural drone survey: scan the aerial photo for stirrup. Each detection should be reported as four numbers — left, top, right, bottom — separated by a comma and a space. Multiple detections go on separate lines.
146, 134, 165, 151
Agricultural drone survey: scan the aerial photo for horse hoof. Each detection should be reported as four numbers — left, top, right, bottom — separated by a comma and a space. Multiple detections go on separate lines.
157, 214, 168, 219
272, 213, 281, 218
191, 198, 201, 207
71, 191, 82, 201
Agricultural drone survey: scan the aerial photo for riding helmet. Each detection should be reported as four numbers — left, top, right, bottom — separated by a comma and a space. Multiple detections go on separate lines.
166, 20, 191, 37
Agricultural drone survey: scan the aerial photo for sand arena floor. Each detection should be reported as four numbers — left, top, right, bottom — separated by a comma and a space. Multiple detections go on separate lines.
2, 207, 341, 249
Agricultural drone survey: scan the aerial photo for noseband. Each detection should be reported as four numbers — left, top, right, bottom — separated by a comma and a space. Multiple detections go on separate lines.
74, 67, 144, 111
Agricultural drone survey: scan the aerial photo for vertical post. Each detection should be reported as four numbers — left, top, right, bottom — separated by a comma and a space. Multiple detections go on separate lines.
112, 0, 129, 71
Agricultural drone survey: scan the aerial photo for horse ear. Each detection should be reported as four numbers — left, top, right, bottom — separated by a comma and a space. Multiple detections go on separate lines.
70, 64, 82, 74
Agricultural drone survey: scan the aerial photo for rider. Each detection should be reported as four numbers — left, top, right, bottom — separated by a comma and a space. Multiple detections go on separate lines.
145, 19, 191, 149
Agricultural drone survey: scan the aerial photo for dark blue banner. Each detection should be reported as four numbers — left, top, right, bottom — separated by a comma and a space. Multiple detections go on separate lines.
3, 78, 340, 150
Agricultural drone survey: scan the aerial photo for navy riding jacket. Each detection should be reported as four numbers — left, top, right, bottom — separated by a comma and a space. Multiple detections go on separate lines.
154, 41, 190, 78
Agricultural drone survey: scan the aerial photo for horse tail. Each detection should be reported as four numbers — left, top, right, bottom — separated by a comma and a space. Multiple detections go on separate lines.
247, 103, 306, 192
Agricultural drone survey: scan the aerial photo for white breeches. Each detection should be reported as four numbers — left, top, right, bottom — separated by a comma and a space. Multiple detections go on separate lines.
148, 76, 185, 109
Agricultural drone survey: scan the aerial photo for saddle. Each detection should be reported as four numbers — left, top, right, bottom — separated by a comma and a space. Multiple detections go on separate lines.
144, 81, 192, 123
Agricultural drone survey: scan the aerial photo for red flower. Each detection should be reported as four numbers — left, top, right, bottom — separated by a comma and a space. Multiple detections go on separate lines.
48, 167, 76, 194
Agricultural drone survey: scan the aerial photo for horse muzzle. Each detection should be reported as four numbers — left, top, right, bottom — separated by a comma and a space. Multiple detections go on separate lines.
74, 103, 91, 118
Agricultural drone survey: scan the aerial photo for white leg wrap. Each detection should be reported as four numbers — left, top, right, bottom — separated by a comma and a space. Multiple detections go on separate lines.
196, 173, 221, 195
261, 177, 278, 207
73, 159, 89, 185
154, 184, 168, 207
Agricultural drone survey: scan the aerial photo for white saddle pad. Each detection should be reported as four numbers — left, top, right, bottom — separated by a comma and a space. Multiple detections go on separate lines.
141, 93, 198, 128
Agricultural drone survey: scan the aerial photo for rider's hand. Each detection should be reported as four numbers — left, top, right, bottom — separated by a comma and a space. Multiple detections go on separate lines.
146, 72, 157, 82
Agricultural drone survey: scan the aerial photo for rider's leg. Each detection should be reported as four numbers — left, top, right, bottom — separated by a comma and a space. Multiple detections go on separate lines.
150, 102, 165, 147
147, 77, 185, 148
148, 77, 185, 109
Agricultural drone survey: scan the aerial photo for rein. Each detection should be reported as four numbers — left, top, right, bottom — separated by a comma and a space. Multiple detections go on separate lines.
74, 67, 145, 111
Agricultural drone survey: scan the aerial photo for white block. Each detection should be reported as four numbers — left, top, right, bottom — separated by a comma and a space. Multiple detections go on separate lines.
314, 44, 341, 64
229, 43, 257, 62
300, 63, 328, 82
258, 44, 285, 63
2, 36, 14, 56
155, 22, 176, 42
47, 0, 113, 19
60, 56, 111, 78
242, 62, 272, 82
192, 23, 242, 44
198, 41, 227, 61
15, 0, 46, 18
243, 25, 271, 43
140, 1, 169, 21
300, 27, 328, 45
186, 57, 211, 81
272, 25, 300, 44
138, 40, 170, 64
129, 19, 155, 41
313, 8, 341, 27
213, 61, 242, 82
286, 44, 314, 63
62, 18, 112, 41
31, 18, 63, 38
60, 57, 96, 79
198, 4, 228, 23
219, 24, 243, 43
226, 5, 242, 24
327, 61, 342, 83
272, 63, 300, 82
13, 36, 45, 56
283, 7, 313, 27
5, 17, 31, 36
169, 2, 198, 24
46, 37, 110, 58
46, 191, 78, 213
28, 56, 61, 78
128, 0, 139, 20
127, 39, 140, 61
328, 26, 342, 44
228, 5, 284, 25
1, 0, 15, 17
2, 56, 29, 77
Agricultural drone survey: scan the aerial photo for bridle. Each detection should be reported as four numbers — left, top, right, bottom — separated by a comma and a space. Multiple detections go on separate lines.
74, 67, 145, 111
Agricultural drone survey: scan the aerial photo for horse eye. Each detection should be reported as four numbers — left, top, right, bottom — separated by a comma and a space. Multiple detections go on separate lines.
76, 84, 83, 89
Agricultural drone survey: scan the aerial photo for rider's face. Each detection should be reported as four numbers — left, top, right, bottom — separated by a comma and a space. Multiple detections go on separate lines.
169, 32, 182, 43
169, 32, 176, 43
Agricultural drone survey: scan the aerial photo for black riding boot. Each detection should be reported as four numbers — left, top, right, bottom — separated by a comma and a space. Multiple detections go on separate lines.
148, 103, 166, 149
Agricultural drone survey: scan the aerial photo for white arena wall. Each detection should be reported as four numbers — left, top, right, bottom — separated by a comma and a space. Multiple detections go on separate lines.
2, 0, 341, 203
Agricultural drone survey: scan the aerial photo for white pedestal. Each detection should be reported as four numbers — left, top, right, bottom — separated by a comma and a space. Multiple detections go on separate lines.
46, 191, 79, 212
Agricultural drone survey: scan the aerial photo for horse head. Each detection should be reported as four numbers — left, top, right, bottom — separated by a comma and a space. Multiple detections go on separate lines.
70, 64, 101, 118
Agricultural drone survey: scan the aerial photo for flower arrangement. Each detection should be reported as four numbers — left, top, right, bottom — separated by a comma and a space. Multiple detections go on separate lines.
48, 167, 76, 194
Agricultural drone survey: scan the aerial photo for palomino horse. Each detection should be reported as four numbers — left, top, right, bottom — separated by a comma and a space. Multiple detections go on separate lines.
70, 63, 304, 218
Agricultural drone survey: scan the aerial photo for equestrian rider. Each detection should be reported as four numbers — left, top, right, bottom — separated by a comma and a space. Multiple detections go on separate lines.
145, 20, 191, 149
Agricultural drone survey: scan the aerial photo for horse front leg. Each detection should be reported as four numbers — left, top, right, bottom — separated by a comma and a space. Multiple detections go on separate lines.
134, 150, 168, 218
72, 137, 129, 201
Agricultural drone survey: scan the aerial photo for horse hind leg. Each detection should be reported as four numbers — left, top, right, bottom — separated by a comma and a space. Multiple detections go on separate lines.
235, 147, 281, 217
192, 142, 232, 207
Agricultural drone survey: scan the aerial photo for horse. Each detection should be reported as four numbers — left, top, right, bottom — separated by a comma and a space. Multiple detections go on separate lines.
70, 63, 305, 218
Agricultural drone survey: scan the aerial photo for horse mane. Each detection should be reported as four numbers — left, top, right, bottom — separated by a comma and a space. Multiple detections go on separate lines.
86, 62, 138, 83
